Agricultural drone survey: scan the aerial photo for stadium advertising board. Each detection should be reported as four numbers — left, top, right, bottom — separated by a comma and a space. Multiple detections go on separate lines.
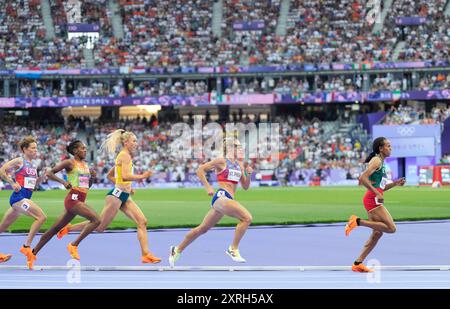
373, 125, 441, 159
233, 21, 265, 31
67, 23, 101, 32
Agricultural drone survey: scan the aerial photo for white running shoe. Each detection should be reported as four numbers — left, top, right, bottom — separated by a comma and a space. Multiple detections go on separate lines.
169, 246, 181, 267
226, 246, 246, 263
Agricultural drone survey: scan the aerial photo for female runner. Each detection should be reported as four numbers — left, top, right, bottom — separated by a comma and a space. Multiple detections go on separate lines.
345, 137, 406, 272
28, 140, 100, 269
0, 137, 47, 268
169, 135, 253, 266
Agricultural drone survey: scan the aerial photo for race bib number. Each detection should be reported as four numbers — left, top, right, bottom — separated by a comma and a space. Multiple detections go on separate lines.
21, 202, 30, 212
71, 194, 79, 201
79, 175, 90, 188
380, 177, 390, 190
374, 197, 383, 205
227, 169, 242, 182
24, 177, 37, 190
112, 188, 123, 198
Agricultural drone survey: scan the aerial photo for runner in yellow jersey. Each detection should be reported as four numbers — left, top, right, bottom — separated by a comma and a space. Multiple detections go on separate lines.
58, 129, 161, 264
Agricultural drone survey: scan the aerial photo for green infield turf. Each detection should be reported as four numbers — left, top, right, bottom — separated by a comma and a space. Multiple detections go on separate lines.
0, 186, 449, 232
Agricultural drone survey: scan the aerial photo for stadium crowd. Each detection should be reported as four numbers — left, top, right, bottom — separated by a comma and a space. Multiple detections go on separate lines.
1, 0, 449, 70
10, 72, 449, 98
382, 104, 450, 125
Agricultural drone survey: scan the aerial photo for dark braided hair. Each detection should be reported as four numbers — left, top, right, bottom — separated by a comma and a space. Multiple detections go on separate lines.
365, 137, 387, 163
66, 140, 83, 156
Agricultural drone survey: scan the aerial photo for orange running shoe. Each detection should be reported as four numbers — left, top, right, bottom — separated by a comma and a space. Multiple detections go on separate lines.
57, 224, 71, 239
19, 246, 32, 257
67, 243, 80, 260
0, 253, 12, 263
352, 263, 373, 273
345, 215, 359, 236
141, 252, 162, 264
20, 247, 36, 270
26, 253, 37, 270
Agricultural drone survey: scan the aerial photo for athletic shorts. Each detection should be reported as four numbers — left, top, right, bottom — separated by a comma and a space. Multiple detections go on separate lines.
211, 188, 233, 207
106, 187, 130, 204
64, 189, 87, 210
9, 188, 33, 206
363, 188, 384, 212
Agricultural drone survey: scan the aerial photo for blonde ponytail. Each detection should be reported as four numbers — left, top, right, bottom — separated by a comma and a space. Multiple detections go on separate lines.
223, 131, 239, 155
100, 129, 135, 156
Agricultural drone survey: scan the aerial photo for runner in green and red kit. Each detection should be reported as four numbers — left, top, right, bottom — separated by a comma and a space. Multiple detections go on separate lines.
345, 137, 406, 272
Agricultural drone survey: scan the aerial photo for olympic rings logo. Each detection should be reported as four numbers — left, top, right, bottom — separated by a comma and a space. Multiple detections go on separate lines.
397, 126, 416, 136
